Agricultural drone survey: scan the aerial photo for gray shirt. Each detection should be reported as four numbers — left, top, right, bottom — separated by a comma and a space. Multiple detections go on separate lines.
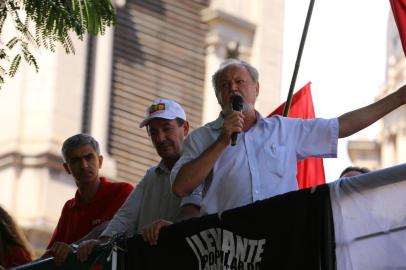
102, 161, 181, 238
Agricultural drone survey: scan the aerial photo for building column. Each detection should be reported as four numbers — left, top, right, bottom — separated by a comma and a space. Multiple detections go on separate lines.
201, 8, 256, 123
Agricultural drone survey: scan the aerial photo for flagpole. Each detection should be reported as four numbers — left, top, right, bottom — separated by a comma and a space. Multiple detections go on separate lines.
283, 0, 315, 116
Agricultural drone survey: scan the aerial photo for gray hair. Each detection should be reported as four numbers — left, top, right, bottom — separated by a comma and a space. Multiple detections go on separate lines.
211, 59, 259, 98
61, 133, 100, 162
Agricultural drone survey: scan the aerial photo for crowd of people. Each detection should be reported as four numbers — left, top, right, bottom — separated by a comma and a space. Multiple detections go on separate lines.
2, 59, 406, 268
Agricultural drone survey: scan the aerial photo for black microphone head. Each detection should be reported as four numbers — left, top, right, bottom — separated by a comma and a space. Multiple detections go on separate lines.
231, 94, 244, 112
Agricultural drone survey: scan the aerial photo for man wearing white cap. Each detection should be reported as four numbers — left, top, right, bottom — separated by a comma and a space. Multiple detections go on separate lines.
76, 98, 199, 261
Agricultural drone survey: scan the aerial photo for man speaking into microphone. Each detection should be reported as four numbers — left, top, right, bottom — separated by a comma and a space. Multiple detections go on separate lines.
230, 94, 243, 146
170, 58, 406, 216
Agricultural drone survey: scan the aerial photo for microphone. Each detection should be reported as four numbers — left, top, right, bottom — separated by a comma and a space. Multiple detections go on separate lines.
230, 94, 243, 146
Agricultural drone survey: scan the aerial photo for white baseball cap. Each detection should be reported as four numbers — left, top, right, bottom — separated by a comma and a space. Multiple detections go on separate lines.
139, 98, 186, 128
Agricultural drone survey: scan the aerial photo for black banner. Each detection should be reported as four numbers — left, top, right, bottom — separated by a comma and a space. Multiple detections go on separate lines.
124, 184, 335, 270
12, 184, 335, 270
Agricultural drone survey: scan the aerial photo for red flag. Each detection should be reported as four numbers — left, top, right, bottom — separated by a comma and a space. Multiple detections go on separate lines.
268, 82, 326, 189
390, 0, 406, 56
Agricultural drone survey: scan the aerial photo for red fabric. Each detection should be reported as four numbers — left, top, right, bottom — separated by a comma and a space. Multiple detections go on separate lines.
268, 82, 326, 189
390, 0, 406, 56
47, 177, 133, 248
0, 245, 31, 268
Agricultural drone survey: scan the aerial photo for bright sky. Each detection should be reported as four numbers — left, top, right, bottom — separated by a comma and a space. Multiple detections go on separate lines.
282, 0, 391, 181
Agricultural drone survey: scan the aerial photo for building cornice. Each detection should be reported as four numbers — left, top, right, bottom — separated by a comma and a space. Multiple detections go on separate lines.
0, 151, 63, 171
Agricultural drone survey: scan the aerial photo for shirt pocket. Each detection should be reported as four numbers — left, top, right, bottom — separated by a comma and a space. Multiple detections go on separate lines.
265, 143, 287, 177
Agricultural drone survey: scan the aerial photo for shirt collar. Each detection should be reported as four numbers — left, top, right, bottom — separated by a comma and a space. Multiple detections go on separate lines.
71, 177, 106, 208
207, 114, 224, 130
208, 111, 264, 130
155, 160, 171, 174
255, 111, 264, 124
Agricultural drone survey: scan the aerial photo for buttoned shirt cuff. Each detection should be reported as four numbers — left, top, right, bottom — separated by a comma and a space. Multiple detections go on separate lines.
180, 192, 202, 207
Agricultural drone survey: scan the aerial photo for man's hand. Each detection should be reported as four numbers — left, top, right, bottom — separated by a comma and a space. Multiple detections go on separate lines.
43, 241, 74, 266
142, 219, 173, 246
172, 112, 244, 197
219, 111, 245, 145
77, 239, 101, 262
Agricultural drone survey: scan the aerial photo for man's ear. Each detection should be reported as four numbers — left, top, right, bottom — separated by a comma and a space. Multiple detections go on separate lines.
183, 121, 190, 136
63, 163, 71, 174
98, 155, 103, 168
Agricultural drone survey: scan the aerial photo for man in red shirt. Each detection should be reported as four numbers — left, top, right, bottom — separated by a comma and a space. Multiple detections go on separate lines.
43, 134, 133, 265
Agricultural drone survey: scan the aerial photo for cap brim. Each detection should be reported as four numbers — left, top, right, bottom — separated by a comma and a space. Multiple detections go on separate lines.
139, 114, 179, 128
139, 118, 150, 128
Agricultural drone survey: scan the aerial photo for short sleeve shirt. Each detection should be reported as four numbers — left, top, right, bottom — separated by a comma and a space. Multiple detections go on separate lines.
47, 177, 133, 248
171, 114, 338, 215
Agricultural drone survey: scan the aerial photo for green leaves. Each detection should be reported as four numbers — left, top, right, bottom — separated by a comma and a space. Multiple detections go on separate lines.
0, 0, 116, 89
9, 54, 21, 77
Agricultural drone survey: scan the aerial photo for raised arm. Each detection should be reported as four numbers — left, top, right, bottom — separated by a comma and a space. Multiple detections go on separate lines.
338, 84, 406, 138
172, 111, 244, 197
172, 135, 228, 197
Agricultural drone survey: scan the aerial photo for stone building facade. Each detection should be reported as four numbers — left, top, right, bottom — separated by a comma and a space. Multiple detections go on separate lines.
348, 12, 406, 170
0, 0, 284, 253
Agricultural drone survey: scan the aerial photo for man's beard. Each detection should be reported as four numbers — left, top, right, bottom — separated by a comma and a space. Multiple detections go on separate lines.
222, 101, 254, 115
